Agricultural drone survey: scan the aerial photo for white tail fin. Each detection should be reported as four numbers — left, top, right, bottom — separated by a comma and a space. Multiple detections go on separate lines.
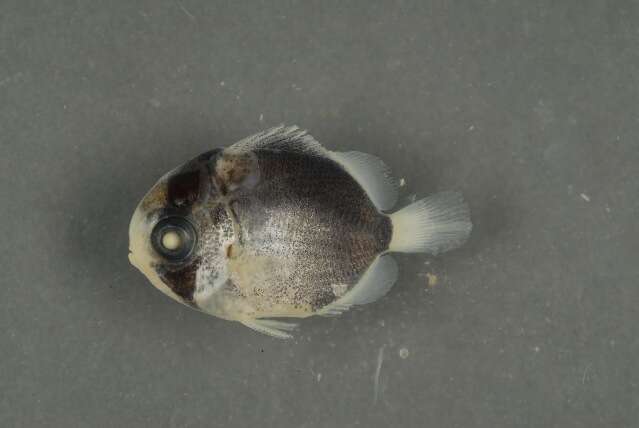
388, 191, 472, 254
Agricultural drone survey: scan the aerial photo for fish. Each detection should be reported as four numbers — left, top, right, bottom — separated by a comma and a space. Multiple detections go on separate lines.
128, 125, 472, 338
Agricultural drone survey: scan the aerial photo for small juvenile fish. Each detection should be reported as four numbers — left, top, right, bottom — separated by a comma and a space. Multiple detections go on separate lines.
128, 126, 471, 338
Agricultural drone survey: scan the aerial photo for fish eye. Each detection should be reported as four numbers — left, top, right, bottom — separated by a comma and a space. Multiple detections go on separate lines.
151, 216, 197, 262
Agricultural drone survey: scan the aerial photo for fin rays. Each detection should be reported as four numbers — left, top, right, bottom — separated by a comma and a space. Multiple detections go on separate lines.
318, 254, 398, 317
240, 318, 298, 339
227, 125, 326, 156
328, 151, 398, 211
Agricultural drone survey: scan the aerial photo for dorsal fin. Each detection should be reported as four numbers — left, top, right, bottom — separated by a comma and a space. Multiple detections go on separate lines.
227, 125, 327, 156
328, 151, 398, 211
228, 126, 398, 211
318, 254, 398, 317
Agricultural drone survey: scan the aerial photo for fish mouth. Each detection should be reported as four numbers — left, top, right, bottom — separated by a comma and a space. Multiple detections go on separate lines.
128, 251, 140, 270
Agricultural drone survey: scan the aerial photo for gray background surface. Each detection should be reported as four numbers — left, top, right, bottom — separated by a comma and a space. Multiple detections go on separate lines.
2, 1, 638, 427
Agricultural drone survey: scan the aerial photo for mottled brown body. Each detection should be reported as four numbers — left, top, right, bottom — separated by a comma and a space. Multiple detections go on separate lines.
226, 149, 392, 313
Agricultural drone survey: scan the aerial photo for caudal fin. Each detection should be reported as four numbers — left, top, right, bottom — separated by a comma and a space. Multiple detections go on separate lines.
388, 191, 472, 254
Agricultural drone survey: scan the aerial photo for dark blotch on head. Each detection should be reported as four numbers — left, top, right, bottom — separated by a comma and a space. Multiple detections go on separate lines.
156, 258, 201, 304
195, 148, 221, 163
167, 149, 222, 209
167, 169, 200, 208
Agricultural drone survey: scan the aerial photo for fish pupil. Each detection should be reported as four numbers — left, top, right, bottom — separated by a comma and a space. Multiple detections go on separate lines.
161, 230, 182, 250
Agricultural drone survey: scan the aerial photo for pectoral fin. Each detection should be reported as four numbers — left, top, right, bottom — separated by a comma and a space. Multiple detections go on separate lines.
240, 318, 298, 339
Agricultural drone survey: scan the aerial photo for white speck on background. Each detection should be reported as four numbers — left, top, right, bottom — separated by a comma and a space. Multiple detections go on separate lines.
425, 273, 438, 288
219, 81, 225, 86
317, 373, 322, 382
259, 113, 264, 122
373, 346, 385, 403
468, 124, 475, 131
580, 193, 591, 202
177, 2, 195, 20
0, 72, 23, 87
399, 178, 406, 187
582, 364, 592, 384
534, 99, 555, 128
399, 348, 409, 359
